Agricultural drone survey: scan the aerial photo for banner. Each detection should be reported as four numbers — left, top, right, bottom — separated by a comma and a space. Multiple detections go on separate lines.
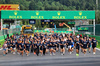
29, 19, 36, 24
0, 4, 19, 11
41, 20, 53, 22
68, 22, 75, 24
78, 27, 89, 31
1, 10, 95, 19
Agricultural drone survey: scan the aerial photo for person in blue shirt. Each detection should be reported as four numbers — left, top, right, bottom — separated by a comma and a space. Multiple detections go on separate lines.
87, 37, 92, 53
39, 41, 43, 56
56, 38, 60, 52
49, 39, 56, 56
36, 41, 40, 56
6, 40, 11, 53
48, 41, 52, 55
71, 40, 74, 53
17, 40, 22, 55
25, 40, 30, 56
45, 40, 50, 53
75, 38, 82, 56
79, 37, 83, 53
68, 37, 74, 54
60, 38, 65, 55
33, 40, 37, 55
12, 40, 16, 54
82, 38, 88, 54
43, 42, 47, 55
19, 41, 24, 56
10, 40, 13, 53
92, 38, 98, 54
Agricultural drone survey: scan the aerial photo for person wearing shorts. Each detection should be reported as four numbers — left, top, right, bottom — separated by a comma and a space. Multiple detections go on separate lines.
49, 39, 56, 56
3, 42, 7, 56
79, 37, 83, 52
25, 40, 30, 56
45, 40, 49, 53
6, 41, 11, 53
33, 40, 37, 55
87, 37, 92, 53
36, 41, 40, 56
71, 40, 74, 53
10, 40, 13, 53
75, 38, 81, 56
19, 41, 24, 56
92, 38, 98, 54
39, 41, 43, 56
68, 38, 73, 54
16, 40, 20, 55
56, 38, 60, 52
60, 38, 65, 55
52, 40, 56, 55
12, 40, 16, 54
82, 39, 88, 54
43, 42, 47, 55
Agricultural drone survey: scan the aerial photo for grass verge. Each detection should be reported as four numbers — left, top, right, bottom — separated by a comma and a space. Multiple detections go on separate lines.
0, 40, 5, 47
97, 40, 100, 49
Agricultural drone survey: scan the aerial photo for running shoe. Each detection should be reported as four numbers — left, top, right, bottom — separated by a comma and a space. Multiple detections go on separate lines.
61, 53, 63, 55
3, 54, 6, 56
13, 52, 16, 54
93, 52, 96, 55
50, 53, 52, 56
76, 54, 79, 56
53, 53, 55, 55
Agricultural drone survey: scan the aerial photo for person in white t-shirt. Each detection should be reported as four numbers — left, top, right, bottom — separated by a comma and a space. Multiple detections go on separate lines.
3, 42, 7, 56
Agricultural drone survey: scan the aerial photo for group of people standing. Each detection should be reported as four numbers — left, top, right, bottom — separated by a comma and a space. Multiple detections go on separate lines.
2, 33, 98, 56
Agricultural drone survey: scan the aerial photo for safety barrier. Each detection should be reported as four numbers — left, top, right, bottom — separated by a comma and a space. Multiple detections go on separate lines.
34, 30, 73, 34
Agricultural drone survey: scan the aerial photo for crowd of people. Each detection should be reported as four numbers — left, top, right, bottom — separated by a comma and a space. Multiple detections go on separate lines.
1, 33, 98, 56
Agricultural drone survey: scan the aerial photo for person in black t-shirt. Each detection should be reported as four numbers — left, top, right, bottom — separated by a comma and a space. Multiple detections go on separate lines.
92, 38, 98, 54
87, 37, 92, 53
82, 38, 88, 54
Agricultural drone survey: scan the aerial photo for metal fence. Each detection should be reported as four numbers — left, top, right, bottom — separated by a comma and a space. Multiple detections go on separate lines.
0, 28, 20, 36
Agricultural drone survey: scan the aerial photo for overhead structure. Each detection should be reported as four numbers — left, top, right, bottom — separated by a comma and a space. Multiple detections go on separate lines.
1, 10, 95, 19
1, 10, 95, 35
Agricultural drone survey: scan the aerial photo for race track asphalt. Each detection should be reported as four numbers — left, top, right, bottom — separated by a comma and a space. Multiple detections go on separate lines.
0, 49, 100, 66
